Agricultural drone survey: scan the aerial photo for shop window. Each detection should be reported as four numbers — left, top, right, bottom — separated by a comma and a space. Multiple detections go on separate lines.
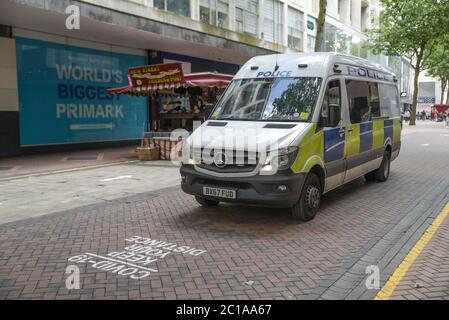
288, 7, 304, 51
200, 0, 229, 28
263, 0, 283, 44
306, 16, 317, 52
324, 23, 337, 52
306, 35, 316, 52
154, 0, 191, 18
235, 0, 259, 36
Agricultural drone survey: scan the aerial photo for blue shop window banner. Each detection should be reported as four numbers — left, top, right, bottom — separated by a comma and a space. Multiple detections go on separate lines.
15, 37, 148, 146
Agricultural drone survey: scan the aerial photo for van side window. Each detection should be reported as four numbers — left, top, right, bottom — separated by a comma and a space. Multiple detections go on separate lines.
369, 82, 381, 118
346, 80, 370, 124
379, 84, 400, 117
320, 80, 341, 127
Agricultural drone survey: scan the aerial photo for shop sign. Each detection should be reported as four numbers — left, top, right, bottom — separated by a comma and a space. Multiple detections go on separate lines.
307, 20, 315, 31
129, 63, 184, 87
16, 37, 148, 145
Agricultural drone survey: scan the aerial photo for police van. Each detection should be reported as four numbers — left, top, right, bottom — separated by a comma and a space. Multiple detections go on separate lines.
180, 53, 402, 221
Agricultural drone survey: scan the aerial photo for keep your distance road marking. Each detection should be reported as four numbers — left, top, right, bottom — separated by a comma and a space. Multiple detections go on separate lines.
85, 253, 158, 273
374, 201, 449, 300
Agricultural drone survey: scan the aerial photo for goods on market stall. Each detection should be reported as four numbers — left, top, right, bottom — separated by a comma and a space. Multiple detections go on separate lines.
138, 132, 183, 161
136, 135, 160, 161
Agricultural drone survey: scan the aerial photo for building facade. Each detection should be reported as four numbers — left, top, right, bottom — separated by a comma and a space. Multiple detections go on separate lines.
0, 0, 413, 156
417, 73, 448, 114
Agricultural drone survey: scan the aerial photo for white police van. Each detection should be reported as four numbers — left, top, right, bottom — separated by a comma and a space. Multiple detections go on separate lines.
180, 53, 402, 221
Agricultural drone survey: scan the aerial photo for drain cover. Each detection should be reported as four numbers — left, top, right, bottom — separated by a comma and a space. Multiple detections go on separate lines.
66, 156, 98, 161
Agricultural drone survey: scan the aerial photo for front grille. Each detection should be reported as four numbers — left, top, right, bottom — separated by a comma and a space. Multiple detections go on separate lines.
193, 148, 260, 173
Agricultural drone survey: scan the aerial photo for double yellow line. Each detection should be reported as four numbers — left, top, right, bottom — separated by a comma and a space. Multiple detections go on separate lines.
375, 201, 449, 300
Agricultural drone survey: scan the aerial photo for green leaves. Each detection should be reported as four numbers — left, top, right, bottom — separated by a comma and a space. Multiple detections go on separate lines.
369, 0, 449, 61
425, 35, 449, 83
368, 0, 449, 124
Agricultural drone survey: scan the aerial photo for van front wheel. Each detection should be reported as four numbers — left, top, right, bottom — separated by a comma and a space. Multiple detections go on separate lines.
291, 173, 321, 221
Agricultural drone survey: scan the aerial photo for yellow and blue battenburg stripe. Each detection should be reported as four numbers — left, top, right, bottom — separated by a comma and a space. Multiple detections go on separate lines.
384, 119, 394, 143
292, 117, 402, 175
324, 127, 345, 162
359, 122, 373, 152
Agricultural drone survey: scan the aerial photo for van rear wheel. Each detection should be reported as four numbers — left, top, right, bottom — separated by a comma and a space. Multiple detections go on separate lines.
373, 150, 391, 182
291, 173, 321, 221
195, 196, 219, 207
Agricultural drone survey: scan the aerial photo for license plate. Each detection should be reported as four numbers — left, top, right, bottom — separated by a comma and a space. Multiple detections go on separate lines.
203, 186, 237, 199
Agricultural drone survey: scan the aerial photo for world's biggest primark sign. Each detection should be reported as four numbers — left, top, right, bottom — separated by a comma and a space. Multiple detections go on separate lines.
16, 37, 148, 145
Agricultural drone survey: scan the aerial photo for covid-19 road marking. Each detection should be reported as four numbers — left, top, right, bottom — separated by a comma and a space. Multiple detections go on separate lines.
67, 236, 208, 283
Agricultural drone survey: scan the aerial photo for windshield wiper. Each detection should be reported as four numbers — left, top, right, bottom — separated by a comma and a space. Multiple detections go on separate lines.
265, 116, 306, 122
215, 115, 236, 120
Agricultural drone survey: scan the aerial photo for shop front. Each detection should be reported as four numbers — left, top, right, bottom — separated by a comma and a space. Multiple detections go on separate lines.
2, 31, 240, 157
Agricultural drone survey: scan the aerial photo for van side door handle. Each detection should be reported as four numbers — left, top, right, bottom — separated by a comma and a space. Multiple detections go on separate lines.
347, 127, 353, 134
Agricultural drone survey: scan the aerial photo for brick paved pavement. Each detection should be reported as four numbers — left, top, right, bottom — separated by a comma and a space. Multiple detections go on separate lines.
0, 122, 448, 300
388, 204, 449, 300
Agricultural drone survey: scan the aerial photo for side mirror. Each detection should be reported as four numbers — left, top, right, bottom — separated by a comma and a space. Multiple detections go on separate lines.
328, 104, 341, 127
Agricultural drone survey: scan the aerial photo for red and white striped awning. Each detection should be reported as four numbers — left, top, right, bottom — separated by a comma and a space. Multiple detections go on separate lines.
184, 72, 232, 89
107, 71, 233, 96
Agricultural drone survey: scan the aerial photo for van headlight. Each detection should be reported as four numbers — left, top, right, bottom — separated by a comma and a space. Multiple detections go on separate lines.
260, 147, 299, 173
182, 144, 196, 165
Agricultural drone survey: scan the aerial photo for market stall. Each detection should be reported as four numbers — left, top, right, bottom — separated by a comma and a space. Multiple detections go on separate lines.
433, 104, 449, 114
107, 63, 232, 131
107, 63, 233, 160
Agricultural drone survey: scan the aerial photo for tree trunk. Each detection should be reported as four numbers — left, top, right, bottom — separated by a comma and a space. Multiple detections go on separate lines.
409, 53, 423, 126
441, 78, 447, 104
446, 79, 449, 104
314, 0, 327, 52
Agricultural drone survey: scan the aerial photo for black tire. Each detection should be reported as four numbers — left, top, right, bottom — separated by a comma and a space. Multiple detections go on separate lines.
195, 196, 219, 207
374, 150, 391, 182
291, 173, 322, 221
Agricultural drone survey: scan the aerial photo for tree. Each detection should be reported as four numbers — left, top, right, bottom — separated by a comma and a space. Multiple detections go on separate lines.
425, 36, 449, 104
314, 0, 327, 52
368, 0, 449, 125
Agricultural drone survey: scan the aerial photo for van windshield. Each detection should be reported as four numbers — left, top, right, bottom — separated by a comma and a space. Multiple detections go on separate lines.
210, 77, 322, 122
